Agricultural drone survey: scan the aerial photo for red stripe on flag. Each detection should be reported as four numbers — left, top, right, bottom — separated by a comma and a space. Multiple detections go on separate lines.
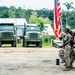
57, 0, 62, 17
53, 0, 62, 38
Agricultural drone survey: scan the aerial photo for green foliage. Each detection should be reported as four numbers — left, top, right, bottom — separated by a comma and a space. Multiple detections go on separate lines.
29, 12, 52, 24
29, 12, 52, 31
63, 2, 74, 10
0, 6, 9, 18
0, 6, 75, 29
25, 9, 34, 23
63, 2, 75, 26
38, 22, 44, 31
8, 6, 16, 18
42, 35, 54, 47
42, 35, 51, 43
29, 12, 38, 24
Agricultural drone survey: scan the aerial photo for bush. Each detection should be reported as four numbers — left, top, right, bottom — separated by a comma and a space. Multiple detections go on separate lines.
42, 35, 51, 43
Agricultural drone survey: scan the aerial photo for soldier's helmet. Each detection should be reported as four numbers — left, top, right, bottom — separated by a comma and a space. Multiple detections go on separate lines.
64, 26, 70, 32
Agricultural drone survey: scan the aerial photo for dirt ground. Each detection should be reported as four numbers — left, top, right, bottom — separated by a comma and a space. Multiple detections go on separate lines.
0, 47, 75, 75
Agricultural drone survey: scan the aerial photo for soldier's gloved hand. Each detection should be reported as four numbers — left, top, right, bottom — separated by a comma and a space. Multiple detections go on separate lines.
59, 37, 62, 40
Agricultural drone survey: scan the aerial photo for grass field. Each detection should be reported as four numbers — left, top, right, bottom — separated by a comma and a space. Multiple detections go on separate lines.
1, 42, 51, 47
17, 41, 52, 47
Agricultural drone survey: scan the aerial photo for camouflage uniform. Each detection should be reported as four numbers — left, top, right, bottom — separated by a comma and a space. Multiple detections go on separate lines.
64, 44, 71, 67
69, 31, 75, 68
59, 26, 75, 70
59, 32, 75, 69
64, 33, 71, 67
70, 47, 75, 67
59, 48, 65, 63
59, 32, 65, 63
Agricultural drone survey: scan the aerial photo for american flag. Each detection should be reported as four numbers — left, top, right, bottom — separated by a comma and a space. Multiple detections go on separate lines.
53, 0, 62, 38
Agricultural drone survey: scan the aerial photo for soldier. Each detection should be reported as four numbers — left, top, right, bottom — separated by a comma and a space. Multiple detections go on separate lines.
59, 26, 75, 70
63, 27, 71, 71
59, 32, 65, 63
66, 26, 75, 69
70, 45, 75, 69
69, 30, 75, 69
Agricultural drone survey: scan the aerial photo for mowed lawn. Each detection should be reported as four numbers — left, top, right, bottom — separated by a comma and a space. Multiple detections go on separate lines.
1, 42, 51, 47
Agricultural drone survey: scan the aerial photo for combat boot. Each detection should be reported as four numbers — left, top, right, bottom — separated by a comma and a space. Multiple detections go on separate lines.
70, 65, 75, 69
64, 66, 70, 71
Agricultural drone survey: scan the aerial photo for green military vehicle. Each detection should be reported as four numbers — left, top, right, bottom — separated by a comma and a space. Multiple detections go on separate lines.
23, 24, 42, 47
0, 23, 16, 47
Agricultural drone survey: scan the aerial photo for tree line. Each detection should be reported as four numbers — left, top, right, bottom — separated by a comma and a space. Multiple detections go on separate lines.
0, 3, 75, 29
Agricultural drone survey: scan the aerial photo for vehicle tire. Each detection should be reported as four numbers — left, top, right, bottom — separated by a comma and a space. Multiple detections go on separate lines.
11, 42, 13, 47
12, 40, 16, 47
39, 42, 42, 48
36, 42, 39, 47
23, 37, 25, 47
0, 41, 1, 47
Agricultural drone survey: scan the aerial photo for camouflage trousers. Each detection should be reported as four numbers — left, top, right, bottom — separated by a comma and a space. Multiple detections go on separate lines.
59, 45, 75, 66
70, 47, 75, 66
59, 48, 65, 62
59, 44, 71, 66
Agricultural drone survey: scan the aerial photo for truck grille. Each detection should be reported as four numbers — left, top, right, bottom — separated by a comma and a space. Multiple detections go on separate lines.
1, 32, 13, 39
30, 33, 38, 39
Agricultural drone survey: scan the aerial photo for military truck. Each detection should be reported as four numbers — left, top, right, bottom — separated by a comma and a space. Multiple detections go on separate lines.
0, 23, 16, 47
23, 24, 42, 47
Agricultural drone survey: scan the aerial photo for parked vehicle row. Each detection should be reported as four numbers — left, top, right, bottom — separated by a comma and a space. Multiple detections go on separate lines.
0, 23, 42, 48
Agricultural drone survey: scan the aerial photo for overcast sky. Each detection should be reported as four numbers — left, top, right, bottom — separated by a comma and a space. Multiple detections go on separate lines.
0, 0, 75, 10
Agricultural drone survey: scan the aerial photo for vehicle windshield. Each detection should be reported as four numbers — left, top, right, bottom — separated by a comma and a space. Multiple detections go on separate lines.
26, 26, 40, 31
0, 26, 14, 31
